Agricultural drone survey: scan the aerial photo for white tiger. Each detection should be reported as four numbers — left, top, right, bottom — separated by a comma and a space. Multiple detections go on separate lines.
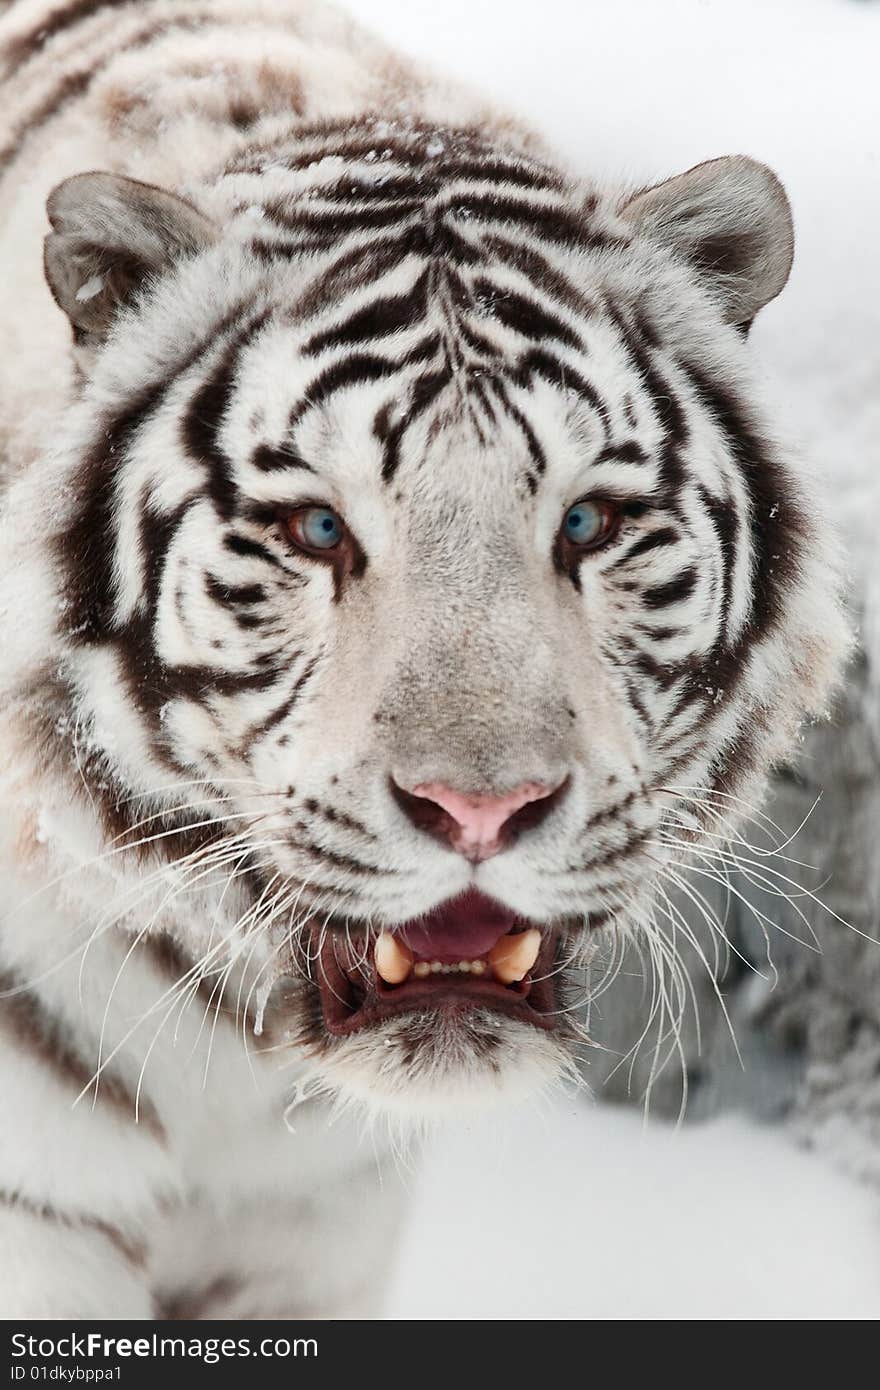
0, 0, 849, 1319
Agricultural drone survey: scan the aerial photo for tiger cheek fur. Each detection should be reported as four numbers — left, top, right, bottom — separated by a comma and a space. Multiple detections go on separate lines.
0, 0, 849, 1318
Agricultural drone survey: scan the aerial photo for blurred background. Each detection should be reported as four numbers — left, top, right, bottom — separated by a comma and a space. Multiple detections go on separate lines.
340, 0, 880, 1319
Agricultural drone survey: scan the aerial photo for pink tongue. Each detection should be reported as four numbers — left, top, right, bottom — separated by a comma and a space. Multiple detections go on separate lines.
402, 890, 516, 962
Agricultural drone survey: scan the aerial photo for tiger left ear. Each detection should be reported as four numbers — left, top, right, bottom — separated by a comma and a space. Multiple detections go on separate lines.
620, 155, 794, 327
44, 171, 217, 348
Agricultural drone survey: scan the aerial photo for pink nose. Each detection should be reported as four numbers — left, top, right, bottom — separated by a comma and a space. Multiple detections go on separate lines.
400, 779, 565, 861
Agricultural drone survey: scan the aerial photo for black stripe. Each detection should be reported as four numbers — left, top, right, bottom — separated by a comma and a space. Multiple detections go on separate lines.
60, 296, 256, 645
316, 174, 427, 203
283, 836, 381, 876
612, 527, 679, 567
465, 372, 499, 430
510, 347, 609, 428
456, 319, 503, 360
375, 367, 452, 483
0, 1191, 147, 1269
223, 532, 286, 568
303, 799, 376, 841
605, 306, 688, 497
246, 656, 319, 742
683, 364, 802, 643
447, 193, 619, 252
159, 1275, 242, 1321
204, 576, 265, 606
698, 483, 739, 644
318, 159, 564, 199
58, 384, 163, 642
225, 119, 561, 182
483, 232, 598, 319
634, 623, 682, 641
64, 288, 289, 738
490, 379, 547, 476
596, 441, 649, 466
581, 784, 647, 834
182, 312, 271, 519
263, 198, 418, 239
616, 671, 655, 734
627, 647, 689, 691
426, 157, 564, 192
642, 567, 697, 608
164, 662, 286, 700
302, 271, 430, 356
4, 0, 135, 68
251, 444, 314, 473
288, 352, 409, 431
136, 493, 198, 634
575, 825, 654, 875
408, 215, 484, 267
0, 970, 164, 1138
291, 226, 421, 318
472, 277, 582, 351
56, 292, 249, 646
660, 677, 712, 726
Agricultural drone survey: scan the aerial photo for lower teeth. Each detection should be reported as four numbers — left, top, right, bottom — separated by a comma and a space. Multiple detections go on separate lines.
412, 960, 485, 978
374, 928, 541, 986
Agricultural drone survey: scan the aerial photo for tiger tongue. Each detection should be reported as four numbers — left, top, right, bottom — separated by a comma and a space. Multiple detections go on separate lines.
401, 889, 517, 962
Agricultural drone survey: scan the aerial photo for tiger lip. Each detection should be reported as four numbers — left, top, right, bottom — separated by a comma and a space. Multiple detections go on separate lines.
313, 891, 559, 1035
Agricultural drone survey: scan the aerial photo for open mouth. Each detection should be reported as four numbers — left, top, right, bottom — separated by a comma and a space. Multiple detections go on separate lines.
314, 889, 558, 1036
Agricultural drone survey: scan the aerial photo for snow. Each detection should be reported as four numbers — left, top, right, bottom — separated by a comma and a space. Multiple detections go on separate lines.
74, 274, 104, 303
387, 1102, 880, 1319
338, 0, 880, 1319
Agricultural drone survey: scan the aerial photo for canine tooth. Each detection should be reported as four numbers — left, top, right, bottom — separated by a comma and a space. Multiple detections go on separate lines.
413, 961, 431, 979
430, 961, 443, 973
471, 960, 487, 976
458, 961, 472, 973
374, 932, 414, 985
488, 928, 542, 984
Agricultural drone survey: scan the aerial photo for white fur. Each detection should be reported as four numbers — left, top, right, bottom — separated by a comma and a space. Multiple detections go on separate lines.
0, 0, 849, 1318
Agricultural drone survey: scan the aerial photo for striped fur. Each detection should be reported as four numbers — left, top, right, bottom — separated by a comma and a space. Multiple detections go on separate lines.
0, 0, 848, 1317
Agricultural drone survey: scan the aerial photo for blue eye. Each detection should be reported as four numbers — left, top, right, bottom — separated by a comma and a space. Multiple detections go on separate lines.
563, 499, 605, 547
288, 506, 345, 553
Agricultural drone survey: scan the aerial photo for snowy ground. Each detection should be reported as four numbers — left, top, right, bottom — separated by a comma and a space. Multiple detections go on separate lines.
387, 1102, 880, 1320
339, 0, 880, 1320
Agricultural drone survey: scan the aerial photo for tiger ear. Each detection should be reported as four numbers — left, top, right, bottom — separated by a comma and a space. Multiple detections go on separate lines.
44, 171, 217, 347
620, 156, 794, 328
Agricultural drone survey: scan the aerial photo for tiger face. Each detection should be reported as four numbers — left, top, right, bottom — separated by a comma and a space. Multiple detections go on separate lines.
34, 125, 845, 1114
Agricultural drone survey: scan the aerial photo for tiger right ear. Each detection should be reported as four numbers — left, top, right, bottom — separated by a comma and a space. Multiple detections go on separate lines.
620, 156, 794, 328
44, 171, 217, 347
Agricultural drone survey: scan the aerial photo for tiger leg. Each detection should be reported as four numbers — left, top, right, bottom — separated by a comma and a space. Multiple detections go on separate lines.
152, 1162, 409, 1321
0, 1200, 153, 1319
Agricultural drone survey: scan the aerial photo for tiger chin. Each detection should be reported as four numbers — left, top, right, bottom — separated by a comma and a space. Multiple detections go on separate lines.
0, 0, 848, 1320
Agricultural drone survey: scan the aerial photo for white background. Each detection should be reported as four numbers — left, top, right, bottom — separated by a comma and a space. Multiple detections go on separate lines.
339, 0, 880, 1319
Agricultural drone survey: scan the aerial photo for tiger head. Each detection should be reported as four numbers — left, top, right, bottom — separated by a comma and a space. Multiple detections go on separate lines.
15, 123, 846, 1116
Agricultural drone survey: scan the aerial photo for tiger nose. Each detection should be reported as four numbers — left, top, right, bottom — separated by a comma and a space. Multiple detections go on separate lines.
391, 778, 568, 861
